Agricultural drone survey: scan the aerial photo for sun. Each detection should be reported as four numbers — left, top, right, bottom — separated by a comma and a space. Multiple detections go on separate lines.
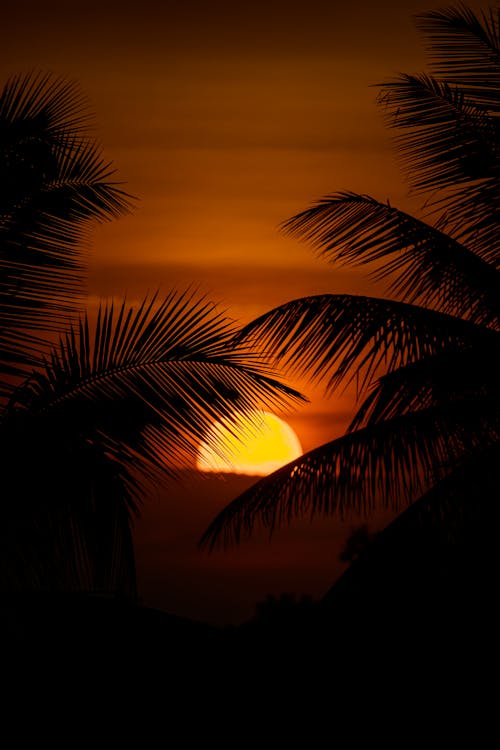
197, 411, 303, 476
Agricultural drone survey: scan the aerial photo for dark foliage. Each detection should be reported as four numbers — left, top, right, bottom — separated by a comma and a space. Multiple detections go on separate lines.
201, 4, 500, 572
0, 73, 302, 595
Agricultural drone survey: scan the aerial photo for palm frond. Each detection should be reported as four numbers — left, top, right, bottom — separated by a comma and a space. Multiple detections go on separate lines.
237, 293, 492, 398
199, 398, 499, 550
11, 290, 304, 484
416, 3, 500, 112
348, 343, 499, 430
0, 72, 133, 390
3, 290, 304, 591
397, 440, 500, 540
433, 176, 500, 267
0, 71, 90, 135
280, 193, 500, 324
377, 73, 499, 190
376, 71, 500, 265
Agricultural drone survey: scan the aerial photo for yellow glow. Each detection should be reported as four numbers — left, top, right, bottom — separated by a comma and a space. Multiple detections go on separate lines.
197, 411, 303, 476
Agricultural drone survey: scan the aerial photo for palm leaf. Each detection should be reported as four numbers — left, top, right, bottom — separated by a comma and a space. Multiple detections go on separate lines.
416, 4, 500, 112
0, 71, 133, 391
12, 290, 304, 483
376, 72, 500, 266
377, 73, 499, 190
0, 71, 90, 135
199, 398, 499, 550
3, 290, 303, 592
237, 293, 492, 398
348, 343, 499, 430
435, 175, 500, 268
280, 193, 500, 323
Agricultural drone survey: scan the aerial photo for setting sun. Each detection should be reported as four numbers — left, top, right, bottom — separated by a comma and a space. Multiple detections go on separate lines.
197, 411, 302, 476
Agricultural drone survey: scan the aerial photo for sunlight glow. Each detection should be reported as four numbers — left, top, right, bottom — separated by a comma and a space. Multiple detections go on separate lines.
197, 411, 303, 476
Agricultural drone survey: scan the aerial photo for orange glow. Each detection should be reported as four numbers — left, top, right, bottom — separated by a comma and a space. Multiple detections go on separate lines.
197, 411, 302, 476
4, 0, 468, 626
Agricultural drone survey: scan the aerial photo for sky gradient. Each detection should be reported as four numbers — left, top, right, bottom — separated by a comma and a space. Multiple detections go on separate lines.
2, 0, 488, 623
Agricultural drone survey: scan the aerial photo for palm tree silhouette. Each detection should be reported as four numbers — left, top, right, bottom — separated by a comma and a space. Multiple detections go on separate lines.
200, 3, 500, 571
0, 72, 302, 596
0, 72, 132, 404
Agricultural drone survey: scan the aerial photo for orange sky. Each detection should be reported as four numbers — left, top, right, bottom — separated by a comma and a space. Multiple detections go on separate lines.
2, 0, 489, 623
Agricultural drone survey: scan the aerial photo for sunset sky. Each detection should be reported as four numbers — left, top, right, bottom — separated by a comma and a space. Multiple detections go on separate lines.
3, 0, 488, 624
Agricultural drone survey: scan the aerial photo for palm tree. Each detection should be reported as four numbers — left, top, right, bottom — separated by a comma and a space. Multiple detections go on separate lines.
0, 72, 132, 404
0, 72, 302, 596
200, 1, 500, 585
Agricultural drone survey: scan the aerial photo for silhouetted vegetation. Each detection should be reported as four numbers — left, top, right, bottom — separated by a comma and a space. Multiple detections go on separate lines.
201, 4, 499, 617
0, 72, 302, 598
